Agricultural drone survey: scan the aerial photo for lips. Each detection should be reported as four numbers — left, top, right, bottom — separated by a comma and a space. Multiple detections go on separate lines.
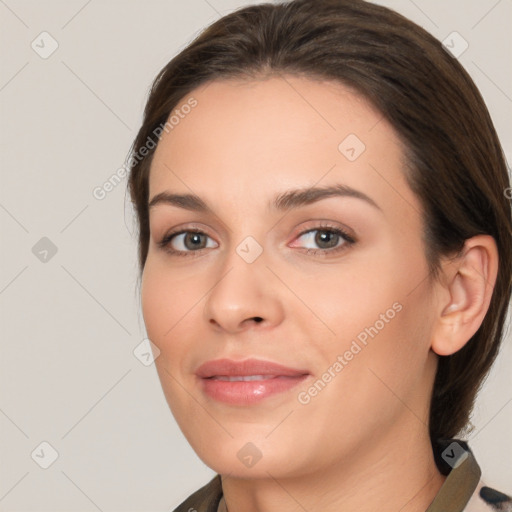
195, 358, 310, 405
196, 358, 309, 379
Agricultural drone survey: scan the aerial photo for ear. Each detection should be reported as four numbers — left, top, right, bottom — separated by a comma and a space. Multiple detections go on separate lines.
430, 235, 499, 356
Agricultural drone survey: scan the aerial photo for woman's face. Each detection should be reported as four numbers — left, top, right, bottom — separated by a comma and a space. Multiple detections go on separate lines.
141, 75, 440, 478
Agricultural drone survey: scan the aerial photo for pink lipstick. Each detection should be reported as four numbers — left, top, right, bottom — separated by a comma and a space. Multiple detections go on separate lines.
196, 358, 310, 405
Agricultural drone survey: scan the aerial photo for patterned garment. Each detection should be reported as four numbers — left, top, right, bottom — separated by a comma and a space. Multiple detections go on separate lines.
172, 439, 512, 512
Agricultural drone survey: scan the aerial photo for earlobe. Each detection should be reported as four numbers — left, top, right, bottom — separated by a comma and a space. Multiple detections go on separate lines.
431, 235, 499, 357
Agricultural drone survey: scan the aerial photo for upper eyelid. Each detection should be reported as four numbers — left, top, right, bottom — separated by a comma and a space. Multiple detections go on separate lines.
162, 222, 351, 239
161, 223, 354, 250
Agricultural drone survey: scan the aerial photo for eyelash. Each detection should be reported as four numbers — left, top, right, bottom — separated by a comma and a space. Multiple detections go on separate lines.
157, 223, 356, 258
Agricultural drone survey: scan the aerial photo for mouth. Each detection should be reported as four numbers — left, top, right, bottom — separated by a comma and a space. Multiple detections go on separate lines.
208, 375, 281, 381
195, 358, 310, 405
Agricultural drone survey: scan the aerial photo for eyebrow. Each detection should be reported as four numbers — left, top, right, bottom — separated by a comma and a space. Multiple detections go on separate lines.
148, 184, 381, 213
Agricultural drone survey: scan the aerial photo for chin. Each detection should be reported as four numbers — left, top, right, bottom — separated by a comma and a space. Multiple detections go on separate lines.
189, 434, 310, 480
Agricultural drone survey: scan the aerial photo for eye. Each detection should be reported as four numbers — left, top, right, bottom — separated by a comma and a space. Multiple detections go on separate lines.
158, 229, 217, 256
291, 225, 355, 255
157, 223, 355, 257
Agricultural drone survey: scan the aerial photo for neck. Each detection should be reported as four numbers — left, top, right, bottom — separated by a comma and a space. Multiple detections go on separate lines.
220, 422, 446, 512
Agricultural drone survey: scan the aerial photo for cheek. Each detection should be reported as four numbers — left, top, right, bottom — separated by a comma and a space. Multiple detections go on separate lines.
302, 262, 399, 347
140, 261, 198, 410
140, 260, 190, 348
141, 264, 166, 343
313, 248, 433, 384
336, 276, 436, 412
299, 291, 433, 435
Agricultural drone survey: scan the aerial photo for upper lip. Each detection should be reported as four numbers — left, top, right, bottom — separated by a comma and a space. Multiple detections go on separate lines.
195, 358, 310, 378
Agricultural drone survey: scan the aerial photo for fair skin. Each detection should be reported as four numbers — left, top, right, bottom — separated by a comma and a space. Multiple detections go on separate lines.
141, 75, 498, 512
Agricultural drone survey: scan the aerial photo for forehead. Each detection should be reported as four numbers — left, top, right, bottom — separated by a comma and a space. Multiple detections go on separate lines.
148, 75, 419, 221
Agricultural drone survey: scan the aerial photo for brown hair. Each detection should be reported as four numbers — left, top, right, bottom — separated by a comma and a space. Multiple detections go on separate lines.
127, 0, 512, 443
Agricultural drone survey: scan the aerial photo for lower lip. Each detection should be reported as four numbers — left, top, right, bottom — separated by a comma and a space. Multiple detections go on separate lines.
200, 375, 309, 405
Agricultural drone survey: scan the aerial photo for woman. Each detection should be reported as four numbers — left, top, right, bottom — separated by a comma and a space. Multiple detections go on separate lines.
127, 0, 512, 510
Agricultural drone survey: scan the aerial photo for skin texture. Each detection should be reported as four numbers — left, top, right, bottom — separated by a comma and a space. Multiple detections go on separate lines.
141, 76, 498, 512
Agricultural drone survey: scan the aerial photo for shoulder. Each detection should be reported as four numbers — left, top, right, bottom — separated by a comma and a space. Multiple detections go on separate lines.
171, 475, 223, 512
465, 480, 512, 512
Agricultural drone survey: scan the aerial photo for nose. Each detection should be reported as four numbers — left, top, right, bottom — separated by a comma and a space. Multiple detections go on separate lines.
202, 248, 285, 334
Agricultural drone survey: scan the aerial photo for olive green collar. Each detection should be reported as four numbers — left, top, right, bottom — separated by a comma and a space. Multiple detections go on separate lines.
426, 442, 481, 512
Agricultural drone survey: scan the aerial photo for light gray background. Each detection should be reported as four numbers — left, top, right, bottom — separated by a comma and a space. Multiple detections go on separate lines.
0, 0, 511, 510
